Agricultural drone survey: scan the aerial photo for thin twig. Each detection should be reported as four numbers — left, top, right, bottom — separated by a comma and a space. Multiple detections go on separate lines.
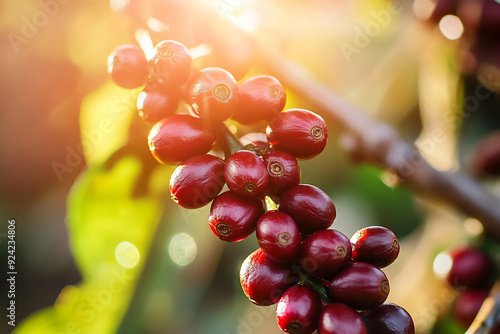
466, 280, 500, 333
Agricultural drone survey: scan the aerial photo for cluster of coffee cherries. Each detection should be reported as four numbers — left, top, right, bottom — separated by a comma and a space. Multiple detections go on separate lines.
107, 39, 414, 333
434, 244, 496, 329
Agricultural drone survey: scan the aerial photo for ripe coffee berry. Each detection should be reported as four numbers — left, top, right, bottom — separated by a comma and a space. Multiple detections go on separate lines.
224, 150, 269, 198
298, 229, 351, 278
240, 248, 297, 306
437, 246, 493, 289
267, 109, 328, 159
263, 150, 301, 196
188, 67, 239, 123
208, 191, 264, 242
256, 211, 301, 263
452, 288, 490, 329
169, 154, 225, 209
279, 184, 336, 235
148, 114, 215, 164
149, 40, 192, 88
350, 226, 400, 268
107, 44, 148, 89
276, 284, 322, 334
231, 75, 286, 125
239, 132, 270, 155
329, 262, 390, 310
137, 81, 180, 123
317, 303, 367, 334
360, 303, 415, 334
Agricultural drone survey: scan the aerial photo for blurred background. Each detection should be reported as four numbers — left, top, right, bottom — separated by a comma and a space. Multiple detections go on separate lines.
1, 0, 500, 333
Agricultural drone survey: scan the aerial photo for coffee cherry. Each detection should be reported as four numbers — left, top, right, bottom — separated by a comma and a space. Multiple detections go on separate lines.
107, 44, 148, 89
263, 151, 301, 196
240, 248, 297, 306
452, 288, 489, 329
317, 303, 367, 334
188, 67, 239, 123
434, 246, 493, 289
169, 154, 225, 209
149, 40, 192, 88
279, 184, 336, 235
267, 109, 328, 159
148, 114, 215, 164
208, 191, 264, 242
137, 81, 180, 124
478, 0, 500, 36
360, 303, 415, 334
350, 226, 400, 268
469, 130, 500, 177
225, 150, 269, 198
329, 262, 390, 310
276, 284, 322, 334
256, 211, 301, 263
299, 229, 351, 279
231, 75, 286, 125
239, 132, 270, 154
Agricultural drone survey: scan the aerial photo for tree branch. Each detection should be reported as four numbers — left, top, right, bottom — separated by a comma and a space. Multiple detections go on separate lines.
252, 40, 500, 239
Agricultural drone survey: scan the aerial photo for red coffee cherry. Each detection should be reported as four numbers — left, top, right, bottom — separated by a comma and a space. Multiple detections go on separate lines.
256, 211, 301, 263
276, 284, 322, 334
299, 229, 351, 279
232, 75, 286, 125
329, 262, 390, 310
452, 288, 489, 329
361, 303, 415, 334
478, 0, 500, 36
350, 226, 400, 268
317, 303, 367, 334
239, 248, 298, 306
137, 81, 180, 124
279, 184, 336, 236
169, 154, 225, 209
263, 150, 301, 196
225, 150, 269, 198
267, 109, 328, 159
148, 114, 215, 164
239, 132, 271, 154
149, 40, 192, 88
435, 246, 493, 289
187, 67, 239, 123
107, 44, 148, 89
208, 191, 264, 242
469, 130, 500, 177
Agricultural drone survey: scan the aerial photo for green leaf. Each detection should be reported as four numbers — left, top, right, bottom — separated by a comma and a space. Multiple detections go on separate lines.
79, 82, 139, 166
14, 81, 172, 334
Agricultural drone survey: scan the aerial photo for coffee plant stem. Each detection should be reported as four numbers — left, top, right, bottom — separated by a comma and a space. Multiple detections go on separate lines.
213, 122, 244, 160
467, 279, 500, 334
251, 39, 500, 239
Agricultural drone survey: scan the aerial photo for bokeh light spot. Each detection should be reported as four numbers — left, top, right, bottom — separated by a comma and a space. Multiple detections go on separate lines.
168, 233, 197, 266
439, 15, 464, 40
115, 241, 140, 269
433, 251, 452, 279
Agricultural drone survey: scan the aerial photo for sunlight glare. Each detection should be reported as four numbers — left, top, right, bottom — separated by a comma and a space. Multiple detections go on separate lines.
110, 0, 129, 12
169, 233, 197, 266
115, 241, 141, 269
